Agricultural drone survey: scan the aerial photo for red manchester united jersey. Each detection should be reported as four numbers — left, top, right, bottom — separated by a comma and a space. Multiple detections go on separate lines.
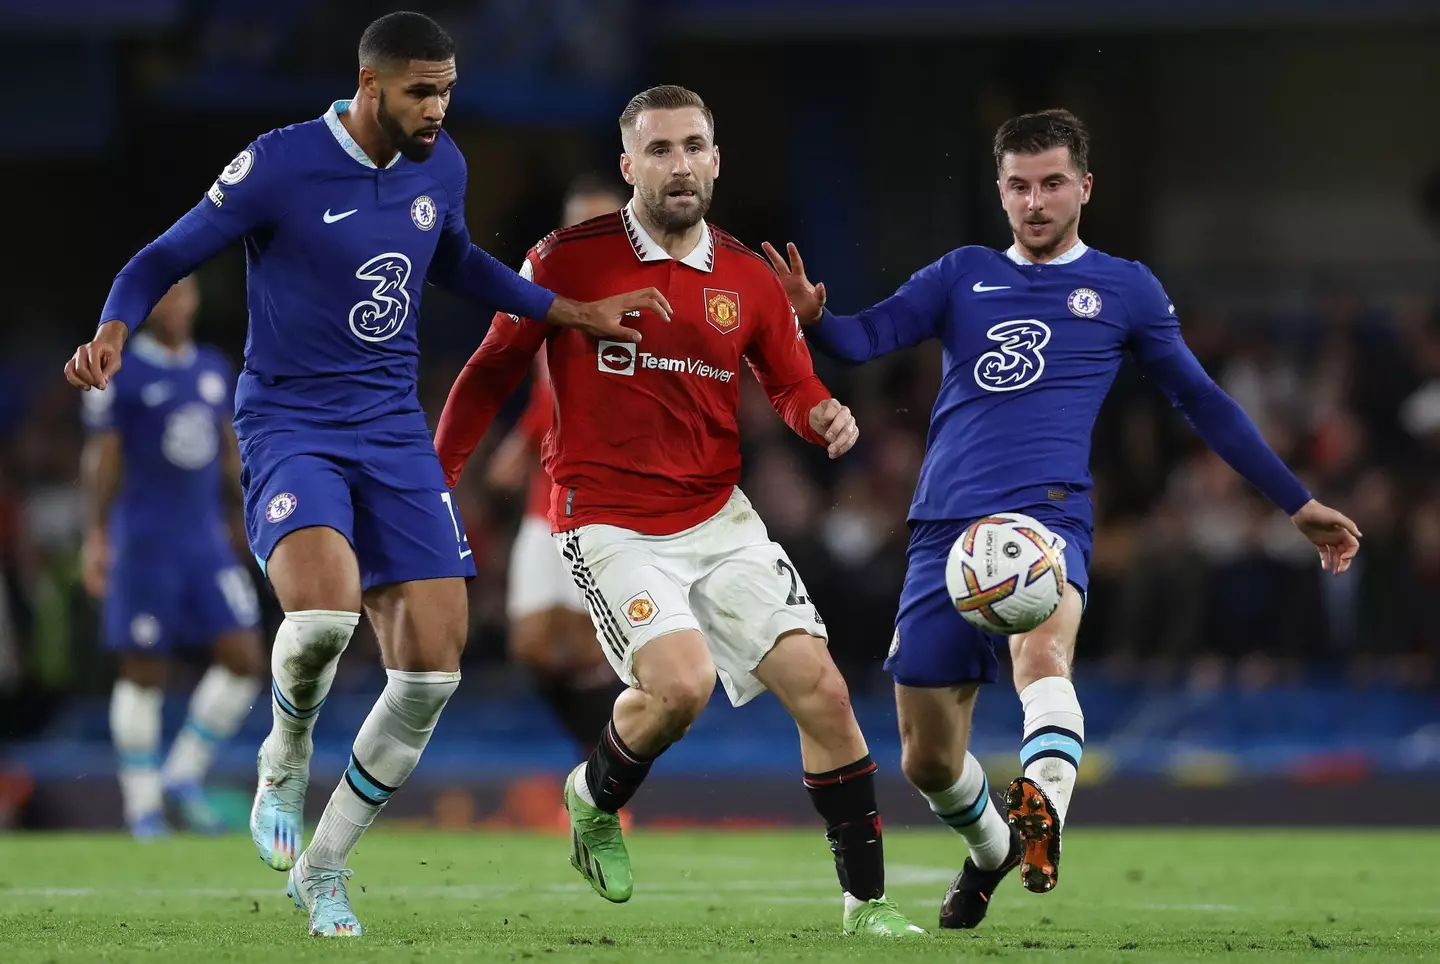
436, 202, 831, 535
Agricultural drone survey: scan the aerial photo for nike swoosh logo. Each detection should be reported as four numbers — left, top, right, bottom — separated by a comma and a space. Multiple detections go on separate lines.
323, 209, 358, 223
973, 282, 1011, 292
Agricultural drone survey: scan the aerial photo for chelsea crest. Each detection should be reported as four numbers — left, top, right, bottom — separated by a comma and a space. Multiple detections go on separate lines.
1067, 287, 1102, 318
411, 195, 437, 231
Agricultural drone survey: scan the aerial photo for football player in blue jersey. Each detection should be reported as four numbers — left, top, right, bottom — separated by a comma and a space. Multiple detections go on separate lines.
765, 109, 1360, 929
65, 11, 668, 938
81, 275, 264, 841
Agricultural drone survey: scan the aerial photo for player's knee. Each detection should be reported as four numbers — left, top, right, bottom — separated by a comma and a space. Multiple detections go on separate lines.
282, 609, 361, 673
899, 741, 963, 793
214, 630, 265, 678
508, 612, 561, 673
1012, 632, 1072, 690
648, 667, 714, 738
118, 654, 166, 689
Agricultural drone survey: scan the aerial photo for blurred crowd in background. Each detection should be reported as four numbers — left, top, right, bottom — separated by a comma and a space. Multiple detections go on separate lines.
2, 0, 1440, 742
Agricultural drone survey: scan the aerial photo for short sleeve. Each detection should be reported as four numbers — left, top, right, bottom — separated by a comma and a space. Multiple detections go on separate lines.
81, 383, 119, 433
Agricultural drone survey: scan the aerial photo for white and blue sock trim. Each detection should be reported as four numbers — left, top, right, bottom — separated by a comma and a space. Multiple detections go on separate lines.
272, 680, 325, 721
343, 754, 397, 807
1020, 725, 1084, 770
937, 776, 993, 830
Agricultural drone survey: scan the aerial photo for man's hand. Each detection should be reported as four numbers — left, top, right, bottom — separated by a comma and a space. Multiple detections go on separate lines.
810, 399, 858, 459
81, 527, 109, 599
486, 432, 531, 492
65, 321, 129, 390
762, 241, 826, 325
1291, 499, 1361, 575
548, 288, 672, 343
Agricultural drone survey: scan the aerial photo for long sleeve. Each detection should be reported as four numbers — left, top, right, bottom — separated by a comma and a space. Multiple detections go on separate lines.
435, 311, 549, 488
745, 278, 831, 445
428, 155, 557, 322
806, 255, 949, 364
1126, 266, 1311, 515
515, 356, 554, 447
101, 139, 284, 330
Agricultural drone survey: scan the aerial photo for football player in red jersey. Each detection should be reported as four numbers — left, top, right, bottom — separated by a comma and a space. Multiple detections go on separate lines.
484, 176, 630, 759
436, 86, 922, 937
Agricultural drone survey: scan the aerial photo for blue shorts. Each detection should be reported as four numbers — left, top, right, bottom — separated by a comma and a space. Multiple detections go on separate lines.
104, 536, 260, 653
885, 513, 1091, 687
240, 418, 476, 590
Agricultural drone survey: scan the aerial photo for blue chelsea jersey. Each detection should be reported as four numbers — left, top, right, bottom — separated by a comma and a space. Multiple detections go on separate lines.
198, 101, 464, 433
814, 243, 1188, 527
82, 334, 235, 545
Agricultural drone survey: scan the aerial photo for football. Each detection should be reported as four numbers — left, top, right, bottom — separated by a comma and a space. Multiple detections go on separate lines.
946, 512, 1067, 635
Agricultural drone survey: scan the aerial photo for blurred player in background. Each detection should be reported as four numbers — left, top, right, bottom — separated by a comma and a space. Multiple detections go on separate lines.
80, 275, 264, 840
484, 175, 628, 757
65, 11, 665, 938
765, 109, 1361, 929
437, 86, 924, 938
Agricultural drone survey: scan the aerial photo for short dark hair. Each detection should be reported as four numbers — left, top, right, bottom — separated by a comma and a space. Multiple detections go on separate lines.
619, 85, 715, 144
358, 11, 455, 71
563, 172, 627, 208
993, 109, 1090, 174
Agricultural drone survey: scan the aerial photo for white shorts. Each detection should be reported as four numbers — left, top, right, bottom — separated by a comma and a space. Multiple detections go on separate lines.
554, 488, 827, 707
507, 514, 585, 620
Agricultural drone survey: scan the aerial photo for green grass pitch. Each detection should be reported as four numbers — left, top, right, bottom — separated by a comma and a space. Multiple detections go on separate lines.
2, 829, 1436, 962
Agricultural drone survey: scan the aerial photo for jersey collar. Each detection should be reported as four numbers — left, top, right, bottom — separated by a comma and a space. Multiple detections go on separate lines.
323, 100, 403, 170
621, 200, 715, 273
131, 332, 196, 368
1005, 239, 1090, 266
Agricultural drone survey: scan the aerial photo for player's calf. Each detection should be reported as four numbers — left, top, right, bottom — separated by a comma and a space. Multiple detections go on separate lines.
303, 667, 461, 879
162, 630, 263, 834
111, 661, 167, 838
757, 633, 923, 936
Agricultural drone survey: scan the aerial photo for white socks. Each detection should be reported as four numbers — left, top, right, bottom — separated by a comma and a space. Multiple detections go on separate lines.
1019, 676, 1085, 826
921, 752, 1013, 870
111, 679, 163, 825
305, 668, 460, 871
261, 610, 359, 772
162, 666, 261, 787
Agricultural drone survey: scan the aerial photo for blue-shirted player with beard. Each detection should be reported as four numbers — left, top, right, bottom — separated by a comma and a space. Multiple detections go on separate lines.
65, 11, 669, 938
765, 109, 1361, 930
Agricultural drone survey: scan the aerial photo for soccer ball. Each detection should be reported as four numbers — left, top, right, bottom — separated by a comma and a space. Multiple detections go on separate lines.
946, 513, 1067, 635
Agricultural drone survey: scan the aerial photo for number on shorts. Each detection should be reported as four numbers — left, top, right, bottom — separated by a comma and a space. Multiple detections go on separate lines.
216, 566, 259, 625
440, 491, 472, 559
775, 558, 807, 607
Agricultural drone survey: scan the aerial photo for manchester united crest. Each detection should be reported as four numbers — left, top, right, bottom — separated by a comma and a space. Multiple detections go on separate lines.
704, 288, 741, 335
623, 591, 659, 627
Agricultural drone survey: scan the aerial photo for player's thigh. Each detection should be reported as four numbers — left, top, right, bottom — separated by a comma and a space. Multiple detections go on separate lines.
629, 628, 717, 711
508, 609, 567, 672
554, 527, 701, 693
245, 445, 361, 612
349, 430, 475, 591
507, 514, 585, 624
691, 539, 828, 708
887, 520, 1004, 688
363, 576, 468, 673
751, 630, 857, 733
894, 681, 982, 788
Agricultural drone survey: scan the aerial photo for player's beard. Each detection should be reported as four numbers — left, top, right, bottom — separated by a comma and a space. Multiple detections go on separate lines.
378, 89, 439, 163
637, 178, 712, 233
1014, 208, 1080, 261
